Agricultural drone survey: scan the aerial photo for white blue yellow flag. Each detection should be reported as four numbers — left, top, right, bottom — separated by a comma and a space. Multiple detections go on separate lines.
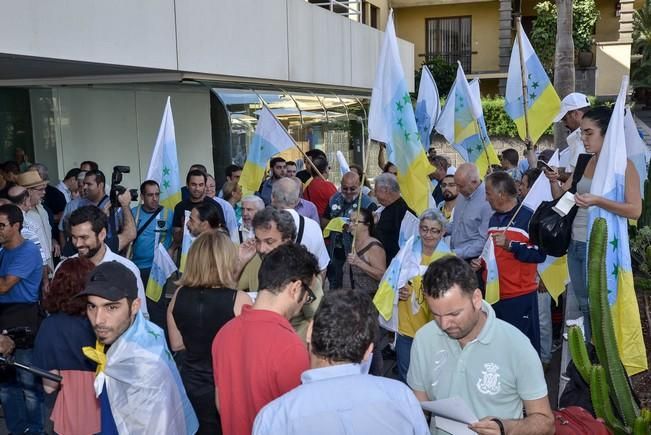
587, 76, 647, 376
147, 97, 181, 210
415, 65, 441, 150
504, 21, 561, 145
240, 105, 295, 197
146, 243, 177, 303
368, 11, 432, 215
481, 237, 500, 304
436, 64, 500, 177
624, 108, 650, 193
93, 312, 198, 434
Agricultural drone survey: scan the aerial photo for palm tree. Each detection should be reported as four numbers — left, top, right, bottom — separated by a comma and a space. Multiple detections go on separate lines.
554, 0, 575, 148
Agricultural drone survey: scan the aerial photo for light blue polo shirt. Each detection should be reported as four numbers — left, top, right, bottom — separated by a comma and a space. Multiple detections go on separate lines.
407, 301, 547, 434
130, 206, 173, 270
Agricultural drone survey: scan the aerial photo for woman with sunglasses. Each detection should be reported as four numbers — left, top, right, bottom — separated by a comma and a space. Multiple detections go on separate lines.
167, 230, 252, 435
347, 208, 386, 296
394, 208, 453, 383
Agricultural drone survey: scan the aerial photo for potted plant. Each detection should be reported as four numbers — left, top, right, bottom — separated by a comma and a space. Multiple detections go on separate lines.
574, 0, 599, 67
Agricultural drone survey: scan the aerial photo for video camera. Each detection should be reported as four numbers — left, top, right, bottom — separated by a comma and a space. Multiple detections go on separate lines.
110, 165, 138, 208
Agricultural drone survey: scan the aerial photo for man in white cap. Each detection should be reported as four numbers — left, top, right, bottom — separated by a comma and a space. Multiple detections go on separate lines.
554, 92, 591, 177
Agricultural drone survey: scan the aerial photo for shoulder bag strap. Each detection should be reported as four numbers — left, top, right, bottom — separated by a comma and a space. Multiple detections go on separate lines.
296, 215, 305, 244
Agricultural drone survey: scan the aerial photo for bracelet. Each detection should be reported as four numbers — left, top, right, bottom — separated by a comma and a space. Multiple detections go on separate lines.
491, 418, 506, 435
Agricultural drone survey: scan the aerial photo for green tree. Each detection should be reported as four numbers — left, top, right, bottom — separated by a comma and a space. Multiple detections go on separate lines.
554, 0, 576, 148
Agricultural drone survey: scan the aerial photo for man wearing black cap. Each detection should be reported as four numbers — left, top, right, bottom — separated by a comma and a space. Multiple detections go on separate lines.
80, 262, 197, 435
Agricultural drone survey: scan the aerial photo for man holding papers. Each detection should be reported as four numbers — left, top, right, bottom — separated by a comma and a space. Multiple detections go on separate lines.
407, 257, 554, 435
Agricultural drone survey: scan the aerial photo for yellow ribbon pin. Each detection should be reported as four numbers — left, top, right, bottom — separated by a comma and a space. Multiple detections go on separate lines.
82, 340, 107, 376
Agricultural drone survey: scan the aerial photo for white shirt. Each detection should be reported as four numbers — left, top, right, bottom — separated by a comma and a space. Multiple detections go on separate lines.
57, 180, 72, 203
284, 208, 330, 271
26, 206, 53, 269
57, 245, 149, 317
559, 128, 586, 172
212, 196, 240, 244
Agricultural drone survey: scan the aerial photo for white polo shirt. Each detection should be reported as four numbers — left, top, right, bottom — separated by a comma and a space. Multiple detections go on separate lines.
407, 301, 547, 433
284, 208, 330, 271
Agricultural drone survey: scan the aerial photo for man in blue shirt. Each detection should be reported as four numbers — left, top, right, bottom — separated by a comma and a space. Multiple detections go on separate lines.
130, 180, 173, 329
0, 204, 45, 435
253, 290, 429, 435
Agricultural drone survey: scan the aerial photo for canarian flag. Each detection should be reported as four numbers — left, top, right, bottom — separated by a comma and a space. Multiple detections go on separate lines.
373, 235, 452, 332
323, 217, 347, 238
481, 237, 500, 304
368, 11, 432, 215
146, 243, 177, 303
436, 64, 500, 177
504, 21, 561, 145
146, 97, 181, 210
521, 150, 569, 303
240, 105, 295, 197
83, 312, 198, 434
624, 108, 650, 194
415, 65, 441, 150
587, 76, 647, 376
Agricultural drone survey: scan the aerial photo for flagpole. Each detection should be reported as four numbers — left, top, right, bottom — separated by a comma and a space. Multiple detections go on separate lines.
126, 203, 142, 260
262, 103, 327, 181
351, 137, 374, 255
515, 15, 532, 150
474, 118, 493, 177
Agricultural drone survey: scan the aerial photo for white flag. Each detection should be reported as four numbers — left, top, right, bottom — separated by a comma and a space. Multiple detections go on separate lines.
415, 65, 441, 150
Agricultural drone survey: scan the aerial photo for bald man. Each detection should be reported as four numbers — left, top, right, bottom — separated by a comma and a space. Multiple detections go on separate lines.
448, 163, 492, 265
323, 172, 377, 289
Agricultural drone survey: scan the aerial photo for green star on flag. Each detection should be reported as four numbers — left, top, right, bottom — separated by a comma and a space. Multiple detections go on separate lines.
531, 81, 540, 89
396, 100, 404, 112
163, 180, 170, 189
609, 236, 618, 251
163, 167, 170, 176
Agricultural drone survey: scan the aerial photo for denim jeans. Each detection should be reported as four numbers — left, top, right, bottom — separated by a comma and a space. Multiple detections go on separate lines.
567, 239, 591, 341
537, 291, 552, 363
0, 348, 45, 434
395, 334, 414, 383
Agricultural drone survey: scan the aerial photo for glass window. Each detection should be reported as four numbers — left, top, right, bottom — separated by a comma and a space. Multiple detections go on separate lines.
426, 16, 472, 72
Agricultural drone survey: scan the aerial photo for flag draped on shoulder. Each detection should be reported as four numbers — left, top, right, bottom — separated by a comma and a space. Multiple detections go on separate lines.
85, 312, 198, 435
146, 243, 177, 303
587, 76, 647, 376
147, 97, 181, 210
436, 64, 499, 177
368, 11, 432, 215
240, 105, 295, 197
481, 237, 500, 304
521, 150, 569, 303
504, 21, 560, 145
373, 236, 452, 332
415, 65, 441, 150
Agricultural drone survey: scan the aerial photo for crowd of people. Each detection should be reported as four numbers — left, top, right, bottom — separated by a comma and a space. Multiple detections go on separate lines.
0, 92, 643, 435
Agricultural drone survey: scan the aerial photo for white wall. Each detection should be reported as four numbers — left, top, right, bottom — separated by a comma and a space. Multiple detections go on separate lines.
30, 86, 213, 184
0, 0, 415, 91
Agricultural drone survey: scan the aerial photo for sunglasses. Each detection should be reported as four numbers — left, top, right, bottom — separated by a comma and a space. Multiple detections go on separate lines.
299, 280, 317, 305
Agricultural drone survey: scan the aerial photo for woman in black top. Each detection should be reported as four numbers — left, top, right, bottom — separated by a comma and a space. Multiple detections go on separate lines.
167, 230, 252, 435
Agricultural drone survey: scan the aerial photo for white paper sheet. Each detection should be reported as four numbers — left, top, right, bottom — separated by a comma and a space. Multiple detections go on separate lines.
421, 397, 478, 435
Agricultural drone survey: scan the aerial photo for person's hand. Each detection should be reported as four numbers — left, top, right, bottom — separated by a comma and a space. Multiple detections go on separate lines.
117, 189, 131, 208
238, 239, 257, 265
470, 258, 483, 272
468, 417, 502, 435
574, 193, 599, 208
543, 167, 559, 183
398, 285, 411, 301
346, 253, 359, 267
52, 239, 61, 258
492, 233, 509, 250
0, 335, 15, 356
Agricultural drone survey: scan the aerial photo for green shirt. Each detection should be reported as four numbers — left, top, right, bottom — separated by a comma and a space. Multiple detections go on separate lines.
407, 301, 547, 434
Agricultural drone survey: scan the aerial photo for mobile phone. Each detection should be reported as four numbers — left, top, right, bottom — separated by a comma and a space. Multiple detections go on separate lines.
537, 160, 555, 172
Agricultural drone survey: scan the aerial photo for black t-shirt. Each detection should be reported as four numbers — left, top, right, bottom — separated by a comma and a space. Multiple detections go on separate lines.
296, 170, 311, 184
44, 185, 67, 216
373, 197, 413, 263
172, 196, 225, 229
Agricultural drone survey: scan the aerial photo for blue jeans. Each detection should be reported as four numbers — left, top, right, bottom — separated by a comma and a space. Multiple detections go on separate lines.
0, 348, 45, 434
567, 239, 591, 341
395, 334, 414, 383
537, 291, 552, 363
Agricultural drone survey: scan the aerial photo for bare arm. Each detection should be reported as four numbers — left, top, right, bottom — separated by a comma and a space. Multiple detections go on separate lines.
166, 288, 185, 352
233, 291, 253, 316
43, 370, 61, 394
0, 275, 20, 294
215, 387, 220, 411
412, 389, 429, 402
117, 192, 136, 251
377, 142, 387, 170
347, 244, 386, 281
469, 397, 554, 435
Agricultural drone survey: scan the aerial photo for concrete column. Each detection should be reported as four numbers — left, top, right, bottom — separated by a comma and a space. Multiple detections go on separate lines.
498, 0, 513, 95
618, 0, 635, 43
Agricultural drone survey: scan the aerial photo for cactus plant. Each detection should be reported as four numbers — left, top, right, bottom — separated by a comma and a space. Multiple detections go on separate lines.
568, 217, 649, 434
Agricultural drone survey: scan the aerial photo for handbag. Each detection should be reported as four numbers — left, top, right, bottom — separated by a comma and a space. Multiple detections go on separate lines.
554, 407, 611, 435
529, 197, 578, 257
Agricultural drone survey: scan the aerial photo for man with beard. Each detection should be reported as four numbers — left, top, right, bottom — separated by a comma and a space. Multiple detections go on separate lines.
58, 205, 148, 316
80, 262, 197, 434
437, 174, 458, 221
258, 157, 286, 206
407, 256, 554, 435
186, 200, 225, 237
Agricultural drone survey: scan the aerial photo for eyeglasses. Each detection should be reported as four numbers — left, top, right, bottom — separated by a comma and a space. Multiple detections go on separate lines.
420, 226, 442, 235
30, 187, 46, 192
298, 280, 317, 305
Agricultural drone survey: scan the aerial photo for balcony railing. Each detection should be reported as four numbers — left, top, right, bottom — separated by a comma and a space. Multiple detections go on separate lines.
306, 0, 362, 20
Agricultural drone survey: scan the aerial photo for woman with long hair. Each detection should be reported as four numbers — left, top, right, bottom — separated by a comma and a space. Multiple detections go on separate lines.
346, 208, 385, 295
32, 258, 99, 435
546, 106, 641, 342
167, 230, 252, 435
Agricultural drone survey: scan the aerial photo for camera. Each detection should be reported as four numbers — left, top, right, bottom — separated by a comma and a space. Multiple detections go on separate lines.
3, 327, 33, 349
110, 165, 138, 207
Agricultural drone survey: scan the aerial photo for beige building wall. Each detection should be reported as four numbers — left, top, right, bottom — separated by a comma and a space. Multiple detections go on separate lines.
394, 1, 499, 74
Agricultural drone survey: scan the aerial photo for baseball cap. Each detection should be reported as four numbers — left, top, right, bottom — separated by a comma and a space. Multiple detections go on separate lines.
553, 92, 590, 122
77, 261, 138, 301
